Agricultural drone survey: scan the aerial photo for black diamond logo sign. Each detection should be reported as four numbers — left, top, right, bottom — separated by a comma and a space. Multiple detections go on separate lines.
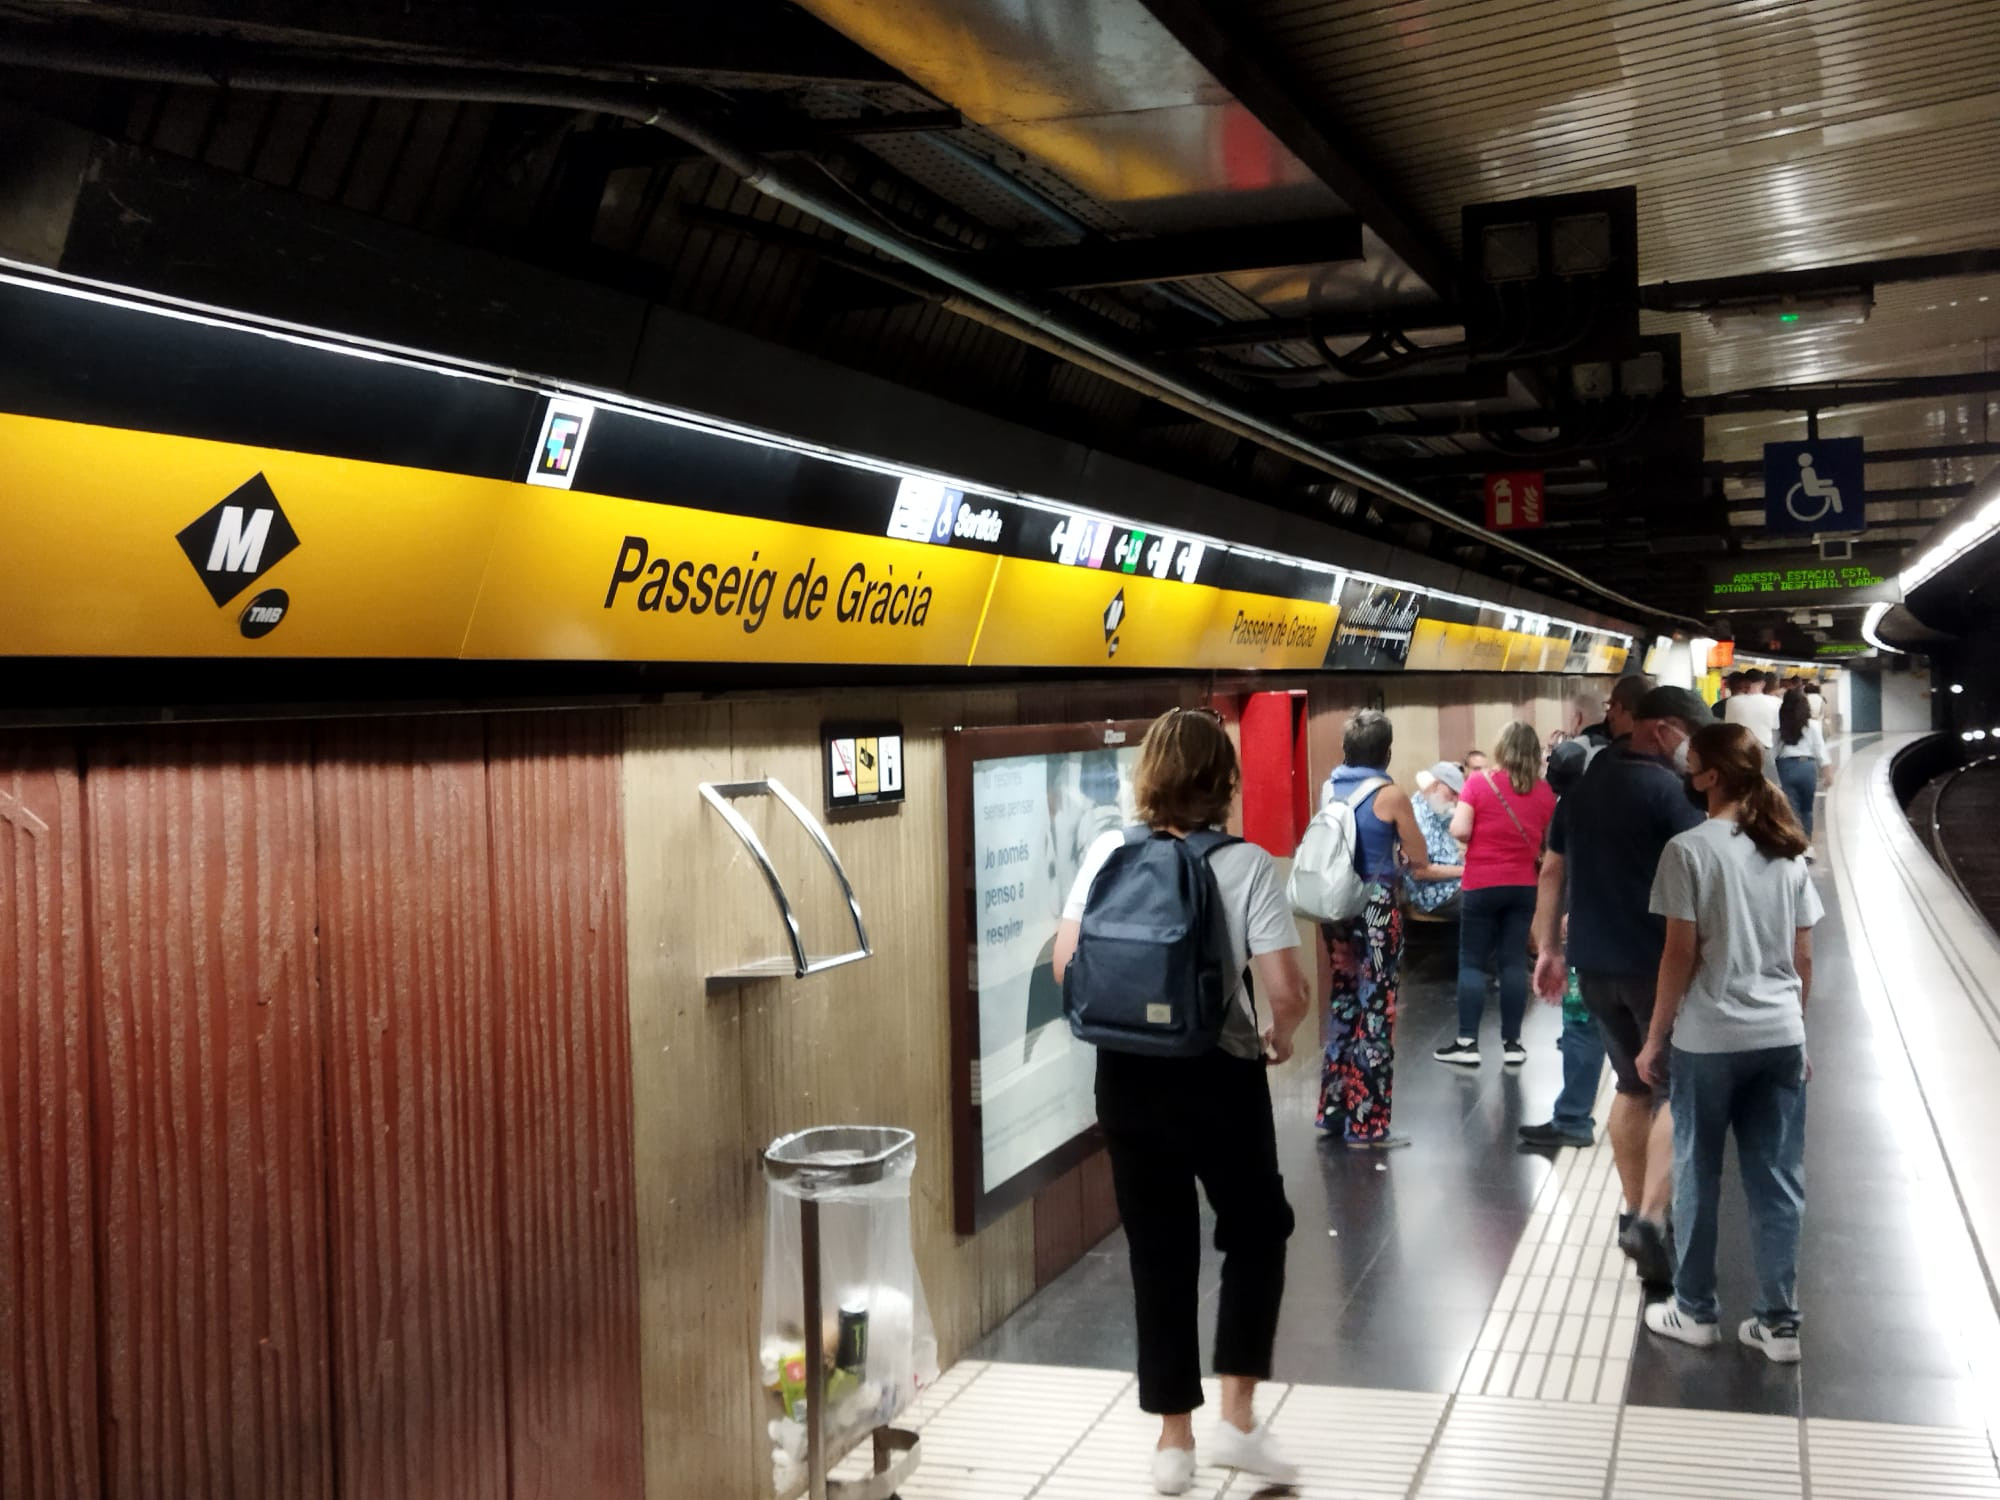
176, 473, 300, 606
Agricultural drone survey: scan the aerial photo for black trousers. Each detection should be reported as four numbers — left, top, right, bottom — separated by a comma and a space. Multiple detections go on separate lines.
1096, 1048, 1295, 1414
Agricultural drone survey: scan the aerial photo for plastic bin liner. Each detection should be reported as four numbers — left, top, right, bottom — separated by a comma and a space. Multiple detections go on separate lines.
759, 1127, 937, 1495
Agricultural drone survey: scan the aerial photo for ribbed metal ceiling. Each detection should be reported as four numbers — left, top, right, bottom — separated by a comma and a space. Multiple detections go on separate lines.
1232, 0, 2000, 563
1242, 0, 2000, 272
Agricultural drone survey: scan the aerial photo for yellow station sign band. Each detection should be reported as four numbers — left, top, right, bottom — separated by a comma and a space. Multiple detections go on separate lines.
462, 484, 996, 666
0, 411, 1622, 676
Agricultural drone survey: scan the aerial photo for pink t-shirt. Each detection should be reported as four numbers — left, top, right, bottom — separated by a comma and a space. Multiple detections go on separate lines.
1460, 770, 1557, 890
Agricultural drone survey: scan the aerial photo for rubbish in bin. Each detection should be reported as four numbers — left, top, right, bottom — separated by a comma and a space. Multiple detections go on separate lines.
760, 1125, 936, 1495
836, 1300, 870, 1373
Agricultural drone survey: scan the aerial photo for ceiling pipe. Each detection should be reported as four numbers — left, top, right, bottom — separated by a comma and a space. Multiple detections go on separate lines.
0, 28, 1700, 629
1165, 246, 2000, 353
1686, 370, 2000, 416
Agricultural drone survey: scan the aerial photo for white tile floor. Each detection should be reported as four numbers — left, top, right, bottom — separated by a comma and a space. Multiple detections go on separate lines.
859, 1363, 2000, 1500
867, 1064, 2000, 1500
1807, 1417, 2000, 1499
1414, 1395, 1617, 1498
1609, 1406, 1803, 1499
858, 1058, 2000, 1498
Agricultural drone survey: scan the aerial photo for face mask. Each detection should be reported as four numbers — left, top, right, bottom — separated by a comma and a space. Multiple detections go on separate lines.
1671, 739, 1690, 774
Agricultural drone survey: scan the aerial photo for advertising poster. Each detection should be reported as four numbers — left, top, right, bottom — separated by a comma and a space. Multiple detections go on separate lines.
1325, 577, 1424, 670
968, 744, 1140, 1195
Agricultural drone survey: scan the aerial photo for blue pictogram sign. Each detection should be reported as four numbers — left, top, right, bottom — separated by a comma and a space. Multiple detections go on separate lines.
1764, 437, 1863, 537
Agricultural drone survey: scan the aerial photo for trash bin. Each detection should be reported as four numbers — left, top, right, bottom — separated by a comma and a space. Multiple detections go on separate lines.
759, 1126, 937, 1500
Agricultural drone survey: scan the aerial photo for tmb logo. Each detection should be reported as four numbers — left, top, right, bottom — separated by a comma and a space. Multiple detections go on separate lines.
176, 473, 300, 605
239, 588, 290, 639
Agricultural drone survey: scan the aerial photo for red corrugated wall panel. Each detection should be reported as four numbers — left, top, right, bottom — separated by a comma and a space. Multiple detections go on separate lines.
0, 740, 100, 1500
86, 728, 333, 1500
313, 720, 509, 1500
486, 712, 643, 1500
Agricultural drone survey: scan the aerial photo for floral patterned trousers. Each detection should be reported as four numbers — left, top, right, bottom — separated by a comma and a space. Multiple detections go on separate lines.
1318, 882, 1404, 1142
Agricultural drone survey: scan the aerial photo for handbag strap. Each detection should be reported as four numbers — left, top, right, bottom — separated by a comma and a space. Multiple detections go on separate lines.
1485, 770, 1542, 860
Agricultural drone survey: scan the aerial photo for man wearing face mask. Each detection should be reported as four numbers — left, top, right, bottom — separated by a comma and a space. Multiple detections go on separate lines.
1532, 686, 1712, 1284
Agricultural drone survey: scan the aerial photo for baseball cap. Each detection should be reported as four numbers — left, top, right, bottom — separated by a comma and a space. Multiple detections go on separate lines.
1419, 760, 1466, 793
1546, 738, 1589, 796
1635, 685, 1715, 726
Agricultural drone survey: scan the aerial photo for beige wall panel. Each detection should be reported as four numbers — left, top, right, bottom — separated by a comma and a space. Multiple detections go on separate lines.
622, 704, 756, 1500
621, 689, 1046, 1500
875, 690, 1034, 1366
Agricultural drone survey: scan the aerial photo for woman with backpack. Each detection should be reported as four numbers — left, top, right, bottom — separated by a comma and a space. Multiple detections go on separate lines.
1636, 722, 1822, 1364
1052, 707, 1311, 1495
1318, 709, 1459, 1148
1434, 721, 1559, 1068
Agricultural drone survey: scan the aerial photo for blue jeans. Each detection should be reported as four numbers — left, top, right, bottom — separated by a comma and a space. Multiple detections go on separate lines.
1670, 1044, 1807, 1325
1778, 757, 1818, 838
1551, 1014, 1606, 1135
1455, 885, 1535, 1042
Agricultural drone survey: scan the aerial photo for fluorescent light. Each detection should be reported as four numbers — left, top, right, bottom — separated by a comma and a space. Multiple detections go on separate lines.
1861, 600, 1903, 654
1901, 486, 2000, 592
1704, 288, 1872, 332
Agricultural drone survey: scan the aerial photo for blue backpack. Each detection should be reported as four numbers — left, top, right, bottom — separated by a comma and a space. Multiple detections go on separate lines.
1063, 827, 1244, 1058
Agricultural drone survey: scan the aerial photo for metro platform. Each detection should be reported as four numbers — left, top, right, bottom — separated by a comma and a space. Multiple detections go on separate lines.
871, 736, 2000, 1499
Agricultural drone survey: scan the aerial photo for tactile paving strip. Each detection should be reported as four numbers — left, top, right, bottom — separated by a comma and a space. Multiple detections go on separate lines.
1461, 1068, 1640, 1405
1413, 1394, 1619, 1499
1610, 1406, 1804, 1499
1807, 1417, 2000, 1499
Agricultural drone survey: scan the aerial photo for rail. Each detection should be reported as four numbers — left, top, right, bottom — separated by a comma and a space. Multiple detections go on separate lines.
1929, 756, 2000, 937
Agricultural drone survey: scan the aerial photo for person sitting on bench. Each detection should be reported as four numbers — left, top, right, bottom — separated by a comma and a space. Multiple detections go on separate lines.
1408, 762, 1467, 918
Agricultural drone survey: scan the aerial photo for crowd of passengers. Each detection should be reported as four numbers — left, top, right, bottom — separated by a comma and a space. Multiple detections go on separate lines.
1055, 671, 1831, 1494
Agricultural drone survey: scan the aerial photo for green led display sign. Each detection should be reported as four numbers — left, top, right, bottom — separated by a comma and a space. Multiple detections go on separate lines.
1703, 555, 1899, 608
1815, 642, 1872, 657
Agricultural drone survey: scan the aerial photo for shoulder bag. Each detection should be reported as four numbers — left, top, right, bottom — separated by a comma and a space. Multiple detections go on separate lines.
1483, 770, 1545, 871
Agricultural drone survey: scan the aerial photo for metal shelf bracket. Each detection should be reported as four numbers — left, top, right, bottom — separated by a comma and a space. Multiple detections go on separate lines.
699, 777, 872, 990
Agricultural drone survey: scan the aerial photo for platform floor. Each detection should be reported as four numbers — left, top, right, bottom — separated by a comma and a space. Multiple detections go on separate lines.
913, 738, 2000, 1496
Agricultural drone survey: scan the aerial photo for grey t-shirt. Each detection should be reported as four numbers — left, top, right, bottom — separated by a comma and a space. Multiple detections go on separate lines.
1648, 816, 1824, 1053
1066, 831, 1300, 1060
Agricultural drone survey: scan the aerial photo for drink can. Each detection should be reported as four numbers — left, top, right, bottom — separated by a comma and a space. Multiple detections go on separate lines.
835, 1301, 869, 1372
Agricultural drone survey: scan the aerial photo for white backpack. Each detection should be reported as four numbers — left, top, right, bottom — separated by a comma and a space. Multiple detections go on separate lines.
1287, 776, 1391, 922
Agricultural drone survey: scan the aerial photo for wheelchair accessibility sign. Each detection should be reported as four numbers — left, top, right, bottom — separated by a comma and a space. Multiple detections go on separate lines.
1764, 437, 1863, 537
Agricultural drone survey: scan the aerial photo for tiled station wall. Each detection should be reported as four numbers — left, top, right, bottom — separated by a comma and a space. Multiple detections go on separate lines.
0, 672, 1579, 1500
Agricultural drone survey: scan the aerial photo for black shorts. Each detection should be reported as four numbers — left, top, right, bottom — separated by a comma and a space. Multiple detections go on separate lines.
1577, 969, 1666, 1099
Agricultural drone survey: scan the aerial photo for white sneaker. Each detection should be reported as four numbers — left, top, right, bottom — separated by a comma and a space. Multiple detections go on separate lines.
1151, 1444, 1195, 1495
1645, 1299, 1721, 1348
1209, 1420, 1299, 1486
1740, 1317, 1803, 1364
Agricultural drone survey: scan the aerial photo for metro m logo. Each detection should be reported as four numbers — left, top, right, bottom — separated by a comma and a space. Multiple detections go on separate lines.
177, 473, 301, 605
205, 505, 275, 574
